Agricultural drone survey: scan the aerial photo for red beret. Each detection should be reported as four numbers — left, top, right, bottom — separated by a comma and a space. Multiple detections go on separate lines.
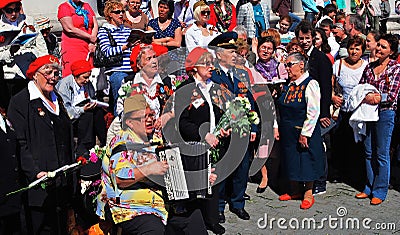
71, 60, 93, 76
0, 0, 21, 9
185, 47, 209, 73
130, 43, 168, 73
26, 55, 60, 79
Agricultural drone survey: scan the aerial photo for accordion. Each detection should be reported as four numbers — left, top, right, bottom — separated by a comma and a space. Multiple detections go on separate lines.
156, 142, 211, 201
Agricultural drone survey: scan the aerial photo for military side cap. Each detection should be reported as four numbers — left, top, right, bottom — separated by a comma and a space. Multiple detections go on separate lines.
124, 94, 147, 114
208, 32, 238, 49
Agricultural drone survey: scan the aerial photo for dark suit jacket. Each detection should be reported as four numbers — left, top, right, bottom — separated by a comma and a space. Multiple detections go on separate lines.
0, 116, 21, 216
175, 77, 224, 142
211, 65, 258, 132
7, 88, 74, 206
308, 48, 333, 119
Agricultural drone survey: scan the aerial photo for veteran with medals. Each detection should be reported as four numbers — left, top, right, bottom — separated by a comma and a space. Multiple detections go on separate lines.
208, 32, 257, 222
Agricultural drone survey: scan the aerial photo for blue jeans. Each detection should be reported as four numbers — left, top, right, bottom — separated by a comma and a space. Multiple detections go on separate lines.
304, 12, 316, 23
289, 12, 301, 32
109, 71, 129, 115
363, 110, 395, 200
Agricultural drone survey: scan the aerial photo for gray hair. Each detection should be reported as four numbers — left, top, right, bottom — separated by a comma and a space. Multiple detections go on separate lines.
287, 52, 308, 71
39, 63, 62, 71
348, 14, 364, 32
233, 25, 247, 38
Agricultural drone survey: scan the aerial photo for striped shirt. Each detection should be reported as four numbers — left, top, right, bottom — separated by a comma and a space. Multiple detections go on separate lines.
97, 23, 132, 74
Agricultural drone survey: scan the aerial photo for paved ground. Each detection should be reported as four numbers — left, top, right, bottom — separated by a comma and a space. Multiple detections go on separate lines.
218, 182, 400, 235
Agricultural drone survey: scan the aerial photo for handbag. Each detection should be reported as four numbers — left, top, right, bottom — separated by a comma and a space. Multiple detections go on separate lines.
331, 59, 344, 120
96, 67, 108, 91
93, 27, 123, 68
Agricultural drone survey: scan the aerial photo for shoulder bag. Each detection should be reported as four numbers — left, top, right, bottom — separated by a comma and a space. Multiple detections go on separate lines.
93, 27, 123, 68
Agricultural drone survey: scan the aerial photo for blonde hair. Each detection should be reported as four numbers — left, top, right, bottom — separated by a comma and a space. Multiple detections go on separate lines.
188, 52, 214, 76
193, 5, 210, 22
235, 38, 249, 54
104, 0, 124, 22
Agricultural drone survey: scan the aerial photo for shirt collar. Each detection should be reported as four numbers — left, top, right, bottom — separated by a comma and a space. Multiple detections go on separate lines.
290, 72, 309, 86
2, 14, 25, 26
306, 45, 315, 56
103, 22, 124, 31
219, 64, 231, 75
72, 78, 82, 92
28, 81, 59, 115
194, 77, 213, 89
133, 72, 163, 87
192, 23, 201, 31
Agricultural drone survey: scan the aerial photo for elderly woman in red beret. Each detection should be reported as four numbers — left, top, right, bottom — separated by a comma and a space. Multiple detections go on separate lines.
0, 0, 48, 81
169, 47, 231, 234
107, 43, 172, 143
56, 60, 107, 156
7, 55, 77, 234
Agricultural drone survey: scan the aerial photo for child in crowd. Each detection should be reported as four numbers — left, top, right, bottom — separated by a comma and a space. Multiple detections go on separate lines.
35, 16, 60, 58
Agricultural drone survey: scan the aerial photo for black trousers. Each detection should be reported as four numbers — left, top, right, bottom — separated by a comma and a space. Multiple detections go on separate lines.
29, 205, 69, 235
0, 213, 21, 235
119, 214, 165, 235
75, 108, 107, 156
200, 184, 220, 226
166, 208, 207, 235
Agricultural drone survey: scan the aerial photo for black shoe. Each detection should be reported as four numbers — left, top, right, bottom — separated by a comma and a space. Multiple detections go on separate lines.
218, 211, 225, 223
243, 193, 250, 200
256, 186, 267, 193
313, 186, 326, 196
229, 207, 250, 220
206, 223, 225, 235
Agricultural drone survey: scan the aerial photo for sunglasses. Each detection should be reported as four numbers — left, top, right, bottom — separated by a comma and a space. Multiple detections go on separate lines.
111, 9, 125, 14
4, 6, 21, 14
200, 10, 210, 15
284, 61, 300, 68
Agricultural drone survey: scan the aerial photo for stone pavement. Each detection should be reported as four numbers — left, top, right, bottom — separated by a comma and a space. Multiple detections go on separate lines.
216, 182, 400, 235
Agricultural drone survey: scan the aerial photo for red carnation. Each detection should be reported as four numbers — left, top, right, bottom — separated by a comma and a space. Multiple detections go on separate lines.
77, 156, 87, 165
0, 36, 4, 43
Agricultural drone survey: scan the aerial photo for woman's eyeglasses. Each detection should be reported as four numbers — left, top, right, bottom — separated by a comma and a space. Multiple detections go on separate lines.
111, 10, 125, 14
195, 61, 214, 67
200, 10, 211, 16
4, 6, 21, 14
128, 113, 155, 122
37, 69, 60, 80
284, 61, 300, 68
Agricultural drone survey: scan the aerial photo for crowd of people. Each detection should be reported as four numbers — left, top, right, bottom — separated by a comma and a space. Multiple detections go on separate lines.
1, 0, 400, 234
